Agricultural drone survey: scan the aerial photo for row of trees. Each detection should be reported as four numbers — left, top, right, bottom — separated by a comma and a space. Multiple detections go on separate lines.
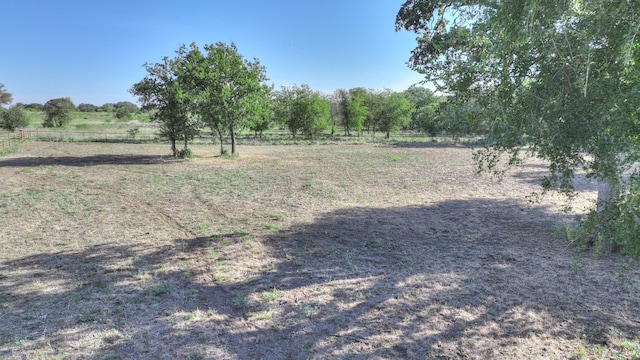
76, 101, 139, 113
3, 78, 476, 142
16, 100, 139, 113
131, 42, 435, 157
0, 89, 142, 131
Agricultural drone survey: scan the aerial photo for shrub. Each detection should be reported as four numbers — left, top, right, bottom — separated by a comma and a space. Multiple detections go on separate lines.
0, 105, 30, 131
177, 148, 193, 159
115, 107, 132, 121
43, 97, 75, 128
575, 176, 640, 257
127, 127, 140, 139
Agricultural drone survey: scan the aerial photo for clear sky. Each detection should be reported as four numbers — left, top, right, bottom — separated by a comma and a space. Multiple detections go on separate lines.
0, 0, 425, 106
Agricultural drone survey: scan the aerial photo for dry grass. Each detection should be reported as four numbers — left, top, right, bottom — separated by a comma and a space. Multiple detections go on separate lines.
0, 141, 638, 359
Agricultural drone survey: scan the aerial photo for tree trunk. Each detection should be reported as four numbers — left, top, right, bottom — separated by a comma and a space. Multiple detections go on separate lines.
170, 139, 177, 157
596, 180, 618, 213
230, 123, 237, 155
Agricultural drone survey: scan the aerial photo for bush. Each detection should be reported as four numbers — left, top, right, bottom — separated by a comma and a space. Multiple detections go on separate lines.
575, 177, 640, 257
127, 127, 140, 139
115, 107, 132, 121
177, 148, 193, 159
0, 105, 30, 131
43, 97, 75, 128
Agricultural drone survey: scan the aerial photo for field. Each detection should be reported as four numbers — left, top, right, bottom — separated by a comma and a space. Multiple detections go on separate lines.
0, 141, 639, 359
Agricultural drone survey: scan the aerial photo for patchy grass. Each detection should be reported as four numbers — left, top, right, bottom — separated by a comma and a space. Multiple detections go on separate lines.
0, 141, 638, 359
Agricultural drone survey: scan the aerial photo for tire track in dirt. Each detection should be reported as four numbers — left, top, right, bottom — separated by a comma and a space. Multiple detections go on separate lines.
86, 185, 198, 238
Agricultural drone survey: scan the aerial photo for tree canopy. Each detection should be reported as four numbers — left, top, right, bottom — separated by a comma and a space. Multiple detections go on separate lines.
342, 87, 369, 137
131, 42, 269, 156
0, 104, 29, 131
368, 91, 414, 139
178, 42, 269, 155
43, 97, 75, 128
0, 83, 12, 105
274, 85, 330, 140
130, 55, 197, 157
397, 0, 640, 255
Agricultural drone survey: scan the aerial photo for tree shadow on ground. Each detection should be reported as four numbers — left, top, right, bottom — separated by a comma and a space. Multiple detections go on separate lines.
1, 200, 638, 359
510, 163, 601, 192
0, 154, 170, 168
393, 141, 468, 149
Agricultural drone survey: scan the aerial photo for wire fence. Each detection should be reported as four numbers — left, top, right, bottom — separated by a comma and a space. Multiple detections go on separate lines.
0, 128, 469, 151
0, 129, 162, 143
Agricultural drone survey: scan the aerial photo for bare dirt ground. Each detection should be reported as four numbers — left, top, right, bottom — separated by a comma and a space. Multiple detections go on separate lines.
0, 141, 638, 359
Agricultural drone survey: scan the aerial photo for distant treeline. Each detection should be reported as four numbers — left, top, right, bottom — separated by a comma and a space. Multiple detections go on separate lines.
16, 101, 139, 113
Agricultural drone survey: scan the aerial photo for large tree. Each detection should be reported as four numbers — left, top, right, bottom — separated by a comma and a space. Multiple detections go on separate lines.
43, 97, 75, 128
397, 1, 640, 255
176, 42, 269, 155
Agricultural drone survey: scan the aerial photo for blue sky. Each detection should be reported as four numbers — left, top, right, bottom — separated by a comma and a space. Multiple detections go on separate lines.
1, 0, 425, 106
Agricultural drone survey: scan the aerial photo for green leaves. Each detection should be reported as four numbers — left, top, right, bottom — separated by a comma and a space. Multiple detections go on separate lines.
131, 42, 269, 156
43, 97, 75, 128
179, 42, 269, 154
0, 104, 30, 132
397, 0, 640, 255
274, 85, 330, 140
0, 83, 12, 105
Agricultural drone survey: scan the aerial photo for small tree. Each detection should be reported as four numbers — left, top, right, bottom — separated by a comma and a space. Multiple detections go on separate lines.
375, 92, 413, 139
43, 97, 75, 127
130, 57, 199, 157
99, 103, 116, 112
403, 85, 442, 136
342, 87, 369, 136
274, 85, 331, 139
0, 105, 30, 131
244, 89, 273, 138
287, 85, 330, 140
273, 86, 294, 130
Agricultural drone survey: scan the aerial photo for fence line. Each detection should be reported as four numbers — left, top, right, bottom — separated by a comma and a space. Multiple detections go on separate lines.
0, 137, 12, 153
0, 129, 159, 142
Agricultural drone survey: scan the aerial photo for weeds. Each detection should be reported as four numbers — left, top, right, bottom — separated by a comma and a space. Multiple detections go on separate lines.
146, 284, 172, 296
262, 288, 283, 302
248, 309, 274, 320
232, 297, 248, 309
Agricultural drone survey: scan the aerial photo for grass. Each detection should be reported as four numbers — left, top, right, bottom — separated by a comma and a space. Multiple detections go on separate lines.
0, 141, 638, 359
248, 309, 274, 320
262, 287, 283, 302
